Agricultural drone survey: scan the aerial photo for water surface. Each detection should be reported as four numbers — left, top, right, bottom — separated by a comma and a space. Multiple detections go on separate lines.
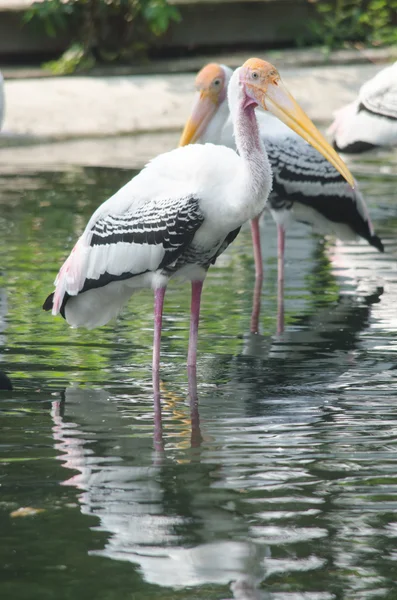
1, 151, 397, 600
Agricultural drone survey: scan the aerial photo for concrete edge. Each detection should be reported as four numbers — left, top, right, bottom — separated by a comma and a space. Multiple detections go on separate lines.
1, 45, 397, 80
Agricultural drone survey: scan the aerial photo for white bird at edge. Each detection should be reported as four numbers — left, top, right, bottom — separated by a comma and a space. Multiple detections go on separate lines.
329, 60, 397, 153
179, 63, 383, 334
43, 58, 354, 374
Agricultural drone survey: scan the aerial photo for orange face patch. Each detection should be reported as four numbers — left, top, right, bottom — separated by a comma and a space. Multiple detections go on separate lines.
242, 57, 273, 72
241, 58, 280, 83
195, 63, 225, 89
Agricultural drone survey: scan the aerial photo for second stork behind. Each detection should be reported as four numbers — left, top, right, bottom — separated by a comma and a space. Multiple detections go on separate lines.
179, 63, 384, 333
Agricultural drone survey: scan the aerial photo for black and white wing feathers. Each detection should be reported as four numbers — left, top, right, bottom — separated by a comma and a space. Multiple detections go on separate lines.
265, 136, 384, 252
265, 137, 345, 210
44, 195, 205, 314
87, 194, 205, 290
90, 196, 204, 274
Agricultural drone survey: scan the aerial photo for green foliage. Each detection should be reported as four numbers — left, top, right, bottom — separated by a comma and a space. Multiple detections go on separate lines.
360, 0, 397, 46
142, 0, 181, 36
23, 0, 181, 73
43, 44, 95, 75
309, 0, 397, 50
24, 0, 75, 37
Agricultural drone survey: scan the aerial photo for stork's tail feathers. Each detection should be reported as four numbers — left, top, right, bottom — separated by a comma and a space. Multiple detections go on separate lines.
43, 291, 68, 318
43, 282, 135, 329
42, 234, 136, 328
42, 237, 89, 321
42, 293, 54, 311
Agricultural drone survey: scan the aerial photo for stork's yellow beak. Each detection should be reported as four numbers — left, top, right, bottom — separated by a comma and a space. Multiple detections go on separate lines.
262, 79, 355, 188
179, 90, 218, 147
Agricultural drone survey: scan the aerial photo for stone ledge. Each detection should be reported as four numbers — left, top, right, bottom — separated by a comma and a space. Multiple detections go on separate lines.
1, 45, 396, 79
0, 62, 384, 142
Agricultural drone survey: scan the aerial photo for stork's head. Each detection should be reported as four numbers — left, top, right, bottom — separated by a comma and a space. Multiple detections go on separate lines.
238, 58, 355, 187
195, 63, 229, 105
179, 63, 232, 147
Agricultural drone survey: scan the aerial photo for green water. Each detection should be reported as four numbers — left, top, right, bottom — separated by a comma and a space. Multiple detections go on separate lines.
1, 154, 397, 600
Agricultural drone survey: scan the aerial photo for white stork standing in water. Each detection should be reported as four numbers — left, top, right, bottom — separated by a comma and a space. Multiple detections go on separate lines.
179, 63, 384, 334
329, 60, 397, 153
43, 58, 354, 373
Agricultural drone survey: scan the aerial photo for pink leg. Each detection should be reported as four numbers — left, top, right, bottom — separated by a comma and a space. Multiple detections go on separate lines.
277, 224, 285, 335
187, 280, 204, 368
152, 287, 166, 373
250, 216, 264, 334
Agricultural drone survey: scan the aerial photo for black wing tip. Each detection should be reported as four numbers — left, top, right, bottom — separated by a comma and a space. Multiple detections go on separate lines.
333, 139, 378, 154
43, 292, 54, 311
43, 291, 68, 318
371, 234, 384, 253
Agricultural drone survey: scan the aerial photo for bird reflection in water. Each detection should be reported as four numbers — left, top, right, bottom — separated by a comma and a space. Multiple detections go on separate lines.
51, 374, 267, 592
48, 275, 383, 597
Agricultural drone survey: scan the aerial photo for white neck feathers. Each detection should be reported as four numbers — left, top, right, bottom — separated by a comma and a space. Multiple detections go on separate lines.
227, 68, 272, 199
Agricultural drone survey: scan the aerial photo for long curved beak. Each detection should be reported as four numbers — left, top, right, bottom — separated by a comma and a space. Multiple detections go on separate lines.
262, 79, 355, 188
179, 91, 218, 147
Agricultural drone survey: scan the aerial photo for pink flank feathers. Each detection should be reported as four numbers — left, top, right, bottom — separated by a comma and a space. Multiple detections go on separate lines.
52, 239, 89, 315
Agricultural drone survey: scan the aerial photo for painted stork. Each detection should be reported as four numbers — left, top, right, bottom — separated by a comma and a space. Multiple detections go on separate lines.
43, 58, 354, 372
179, 63, 384, 333
329, 60, 397, 153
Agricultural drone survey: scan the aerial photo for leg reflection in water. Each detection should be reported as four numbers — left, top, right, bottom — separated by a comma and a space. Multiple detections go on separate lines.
50, 381, 266, 591
188, 367, 202, 449
152, 369, 164, 455
152, 367, 202, 454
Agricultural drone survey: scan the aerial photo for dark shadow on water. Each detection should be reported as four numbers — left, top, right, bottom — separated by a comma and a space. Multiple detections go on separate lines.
0, 370, 12, 390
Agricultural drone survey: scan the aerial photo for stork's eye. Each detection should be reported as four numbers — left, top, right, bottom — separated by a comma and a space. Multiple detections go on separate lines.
252, 71, 259, 80
213, 78, 221, 86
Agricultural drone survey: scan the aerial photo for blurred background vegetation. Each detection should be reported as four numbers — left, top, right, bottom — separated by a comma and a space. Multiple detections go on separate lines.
309, 0, 397, 50
23, 0, 181, 73
22, 0, 397, 74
